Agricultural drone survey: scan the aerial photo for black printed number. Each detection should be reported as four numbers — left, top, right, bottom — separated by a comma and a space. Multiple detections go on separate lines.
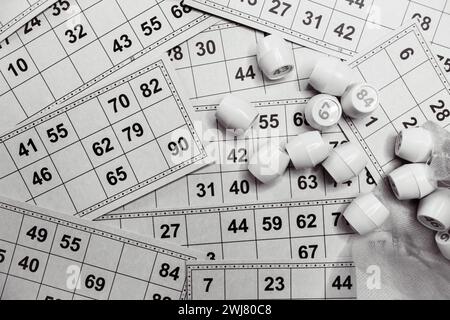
296, 214, 317, 229
229, 180, 250, 195
227, 148, 248, 163
0, 249, 5, 263
18, 256, 39, 272
168, 137, 189, 156
160, 224, 180, 239
430, 100, 450, 122
412, 13, 431, 31
26, 226, 48, 242
235, 65, 256, 81
264, 276, 285, 291
196, 40, 216, 56
106, 167, 127, 186
65, 24, 87, 44
141, 17, 162, 36
204, 278, 213, 292
228, 219, 249, 233
437, 55, 450, 72
197, 182, 215, 198
33, 168, 52, 185
85, 274, 105, 291
241, 0, 257, 5
92, 138, 114, 157
24, 17, 42, 35
171, 1, 192, 18
168, 46, 183, 61
262, 216, 282, 231
298, 244, 318, 259
60, 235, 81, 252
303, 11, 322, 29
159, 263, 180, 281
334, 23, 355, 40
332, 275, 353, 290
113, 34, 132, 52
52, 0, 70, 16
19, 138, 38, 157
122, 123, 144, 142
345, 0, 365, 9
400, 48, 414, 60
153, 294, 171, 300
108, 94, 130, 113
259, 114, 279, 129
269, 0, 291, 16
47, 123, 68, 143
140, 79, 162, 97
8, 58, 28, 76
297, 175, 318, 190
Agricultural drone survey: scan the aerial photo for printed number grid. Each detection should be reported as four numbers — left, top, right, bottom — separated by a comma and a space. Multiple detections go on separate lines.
114, 97, 375, 212
0, 59, 208, 220
0, 0, 54, 42
186, 261, 356, 300
186, 0, 450, 60
168, 20, 326, 103
0, 199, 198, 300
341, 22, 450, 179
98, 199, 356, 261
0, 0, 216, 130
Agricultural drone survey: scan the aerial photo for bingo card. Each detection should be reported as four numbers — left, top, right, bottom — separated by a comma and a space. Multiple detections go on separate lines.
0, 196, 202, 300
185, 0, 450, 61
186, 260, 356, 300
169, 19, 327, 104
0, 0, 218, 130
0, 0, 55, 43
98, 198, 356, 261
339, 21, 450, 181
110, 94, 376, 212
0, 55, 210, 220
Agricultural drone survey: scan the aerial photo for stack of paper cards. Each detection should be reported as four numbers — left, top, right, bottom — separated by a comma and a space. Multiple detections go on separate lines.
0, 0, 448, 301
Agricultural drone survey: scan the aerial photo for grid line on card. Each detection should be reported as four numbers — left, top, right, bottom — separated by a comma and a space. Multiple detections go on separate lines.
106, 243, 125, 300
170, 21, 312, 102
32, 127, 78, 211
0, 0, 53, 42
65, 114, 109, 199
0, 201, 198, 258
97, 198, 356, 261
186, 0, 450, 60
0, 198, 200, 300
0, 58, 209, 219
122, 96, 375, 212
342, 22, 450, 180
70, 232, 92, 299
0, 0, 217, 129
95, 96, 140, 184
36, 222, 58, 298
186, 261, 356, 300
0, 214, 24, 299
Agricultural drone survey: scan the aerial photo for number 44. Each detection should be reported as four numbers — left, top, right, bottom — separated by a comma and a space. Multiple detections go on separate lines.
332, 275, 353, 290
345, 0, 365, 9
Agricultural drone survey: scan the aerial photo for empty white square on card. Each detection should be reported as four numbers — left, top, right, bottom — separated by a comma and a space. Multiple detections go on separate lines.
70, 41, 113, 82
84, 0, 127, 36
42, 58, 83, 99
26, 31, 67, 70
126, 140, 169, 182
356, 50, 399, 89
65, 170, 106, 212
13, 75, 54, 116
143, 96, 186, 137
